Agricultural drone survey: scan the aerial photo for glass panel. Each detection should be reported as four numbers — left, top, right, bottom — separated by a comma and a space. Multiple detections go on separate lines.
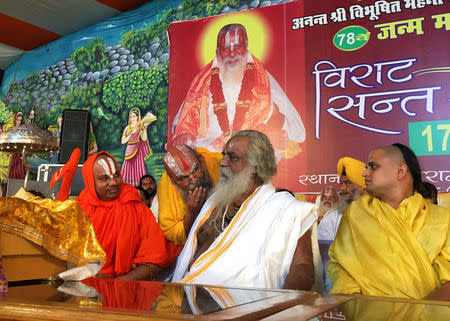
309, 296, 450, 321
5, 278, 287, 316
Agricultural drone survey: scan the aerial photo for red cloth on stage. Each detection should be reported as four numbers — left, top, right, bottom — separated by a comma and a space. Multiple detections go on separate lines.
83, 278, 163, 311
77, 151, 177, 278
9, 153, 25, 179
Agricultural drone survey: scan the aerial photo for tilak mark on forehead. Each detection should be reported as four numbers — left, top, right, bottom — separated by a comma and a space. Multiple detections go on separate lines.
225, 29, 239, 47
220, 27, 246, 47
98, 157, 117, 178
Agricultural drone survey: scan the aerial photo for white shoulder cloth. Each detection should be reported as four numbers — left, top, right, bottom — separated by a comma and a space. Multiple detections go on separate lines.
173, 184, 317, 289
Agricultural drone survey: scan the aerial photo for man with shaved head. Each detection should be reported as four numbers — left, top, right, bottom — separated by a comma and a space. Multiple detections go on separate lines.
158, 145, 220, 246
171, 23, 305, 160
77, 151, 178, 280
328, 143, 449, 300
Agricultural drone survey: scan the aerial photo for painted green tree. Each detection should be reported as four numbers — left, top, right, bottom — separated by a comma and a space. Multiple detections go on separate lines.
0, 101, 10, 124
72, 38, 110, 73
56, 82, 117, 147
102, 65, 167, 113
101, 64, 169, 150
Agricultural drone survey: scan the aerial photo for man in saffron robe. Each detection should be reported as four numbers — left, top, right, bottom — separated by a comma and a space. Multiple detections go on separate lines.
173, 130, 320, 291
171, 24, 305, 160
158, 145, 220, 246
328, 144, 450, 300
78, 151, 177, 280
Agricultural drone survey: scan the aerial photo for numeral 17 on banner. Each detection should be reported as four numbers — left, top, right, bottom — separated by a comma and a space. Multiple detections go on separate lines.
409, 120, 450, 156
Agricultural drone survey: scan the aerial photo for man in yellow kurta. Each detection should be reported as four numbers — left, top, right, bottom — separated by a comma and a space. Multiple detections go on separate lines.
158, 145, 220, 245
328, 143, 449, 300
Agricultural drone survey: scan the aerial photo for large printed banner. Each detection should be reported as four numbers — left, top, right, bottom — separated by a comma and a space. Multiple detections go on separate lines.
167, 0, 449, 193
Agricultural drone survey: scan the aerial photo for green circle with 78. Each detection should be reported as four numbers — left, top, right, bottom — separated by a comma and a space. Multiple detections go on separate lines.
333, 26, 370, 51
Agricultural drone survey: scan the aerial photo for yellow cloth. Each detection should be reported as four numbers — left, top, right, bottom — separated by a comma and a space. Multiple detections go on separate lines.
328, 193, 449, 299
0, 196, 106, 267
154, 284, 183, 313
341, 297, 448, 321
337, 157, 366, 188
14, 186, 38, 201
2, 114, 15, 132
438, 192, 450, 209
0, 152, 12, 180
0, 114, 16, 180
158, 148, 221, 245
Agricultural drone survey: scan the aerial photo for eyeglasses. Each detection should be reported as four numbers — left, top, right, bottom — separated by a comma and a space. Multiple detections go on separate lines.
176, 165, 202, 183
221, 151, 242, 162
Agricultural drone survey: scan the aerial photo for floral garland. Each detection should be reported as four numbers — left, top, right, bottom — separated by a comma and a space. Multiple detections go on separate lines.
211, 63, 255, 136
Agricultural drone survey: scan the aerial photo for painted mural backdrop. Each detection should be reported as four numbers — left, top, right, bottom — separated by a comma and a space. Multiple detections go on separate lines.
168, 0, 449, 193
0, 0, 291, 182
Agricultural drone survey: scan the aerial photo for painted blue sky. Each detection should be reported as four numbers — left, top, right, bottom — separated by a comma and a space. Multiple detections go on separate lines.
1, 0, 182, 95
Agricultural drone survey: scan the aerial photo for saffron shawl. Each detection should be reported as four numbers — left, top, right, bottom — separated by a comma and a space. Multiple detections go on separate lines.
174, 55, 271, 144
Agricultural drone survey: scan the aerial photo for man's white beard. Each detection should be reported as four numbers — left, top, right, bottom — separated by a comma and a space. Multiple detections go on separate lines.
350, 189, 363, 202
213, 166, 254, 210
318, 202, 338, 218
337, 199, 349, 214
217, 54, 247, 83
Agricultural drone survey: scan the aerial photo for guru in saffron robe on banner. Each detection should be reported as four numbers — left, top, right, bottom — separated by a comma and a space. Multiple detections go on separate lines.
172, 53, 305, 158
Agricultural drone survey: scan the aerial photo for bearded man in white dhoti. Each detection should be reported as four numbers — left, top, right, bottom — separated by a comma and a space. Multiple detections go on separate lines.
172, 130, 320, 291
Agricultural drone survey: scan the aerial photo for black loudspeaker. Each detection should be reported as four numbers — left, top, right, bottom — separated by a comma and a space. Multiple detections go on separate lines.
37, 164, 85, 196
59, 109, 90, 164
